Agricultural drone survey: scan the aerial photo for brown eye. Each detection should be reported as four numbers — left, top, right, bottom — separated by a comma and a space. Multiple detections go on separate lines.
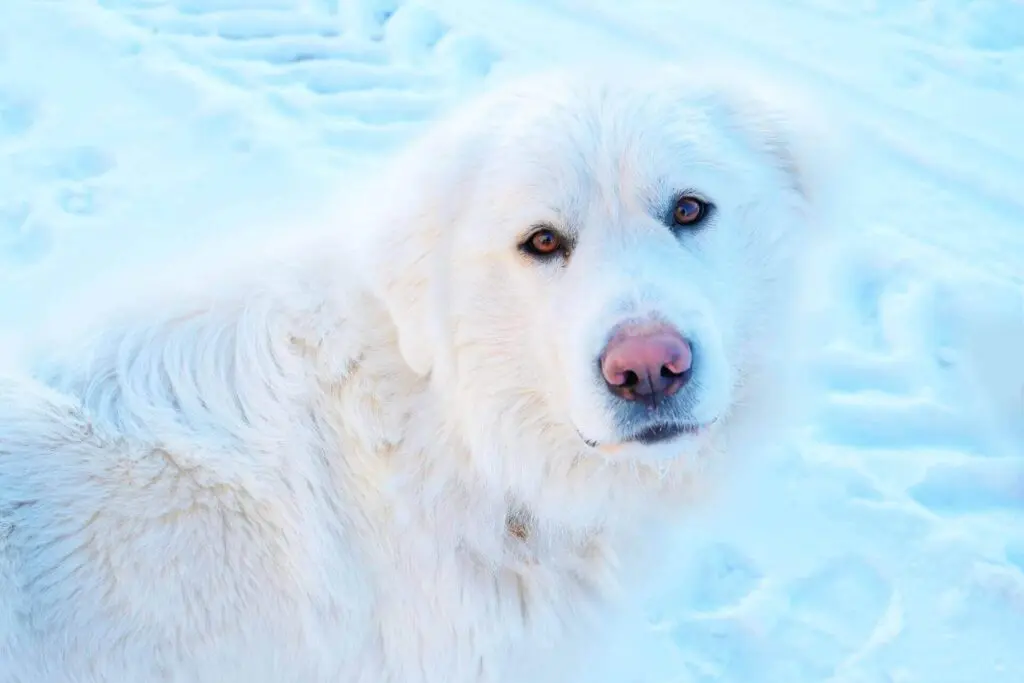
672, 196, 709, 227
521, 227, 566, 259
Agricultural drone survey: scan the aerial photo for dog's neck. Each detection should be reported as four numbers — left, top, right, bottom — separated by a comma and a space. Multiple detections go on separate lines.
320, 303, 698, 581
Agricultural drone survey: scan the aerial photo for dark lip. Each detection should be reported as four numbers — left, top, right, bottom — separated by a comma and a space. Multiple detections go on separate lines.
629, 421, 700, 445
578, 421, 706, 448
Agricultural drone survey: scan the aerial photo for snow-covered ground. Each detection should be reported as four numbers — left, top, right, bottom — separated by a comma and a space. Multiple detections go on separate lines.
1, 0, 1022, 681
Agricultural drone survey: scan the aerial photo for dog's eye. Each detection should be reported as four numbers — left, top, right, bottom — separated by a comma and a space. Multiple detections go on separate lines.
672, 196, 710, 228
520, 227, 568, 260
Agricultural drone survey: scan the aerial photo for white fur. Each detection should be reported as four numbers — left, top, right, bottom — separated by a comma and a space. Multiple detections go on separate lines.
0, 64, 831, 683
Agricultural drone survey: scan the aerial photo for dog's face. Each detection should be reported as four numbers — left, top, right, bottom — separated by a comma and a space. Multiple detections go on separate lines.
365, 68, 825, 469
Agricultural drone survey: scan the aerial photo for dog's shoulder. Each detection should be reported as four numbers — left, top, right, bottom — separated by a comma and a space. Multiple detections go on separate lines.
24, 239, 373, 447
0, 371, 97, 463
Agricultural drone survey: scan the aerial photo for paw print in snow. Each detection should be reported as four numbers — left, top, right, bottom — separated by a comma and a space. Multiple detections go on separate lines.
0, 87, 39, 141
17, 145, 116, 182
0, 201, 53, 272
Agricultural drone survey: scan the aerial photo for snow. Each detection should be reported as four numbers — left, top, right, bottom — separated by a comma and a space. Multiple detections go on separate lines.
1, 0, 1022, 681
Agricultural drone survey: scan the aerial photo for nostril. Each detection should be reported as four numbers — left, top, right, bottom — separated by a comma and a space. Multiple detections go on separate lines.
661, 340, 693, 378
661, 364, 682, 379
620, 369, 640, 389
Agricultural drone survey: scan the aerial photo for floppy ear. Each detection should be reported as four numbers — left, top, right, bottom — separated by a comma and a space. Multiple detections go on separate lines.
371, 197, 449, 378
708, 70, 843, 223
352, 100, 495, 378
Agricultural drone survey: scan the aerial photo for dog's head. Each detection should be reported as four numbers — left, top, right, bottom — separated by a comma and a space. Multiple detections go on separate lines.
356, 65, 830, 502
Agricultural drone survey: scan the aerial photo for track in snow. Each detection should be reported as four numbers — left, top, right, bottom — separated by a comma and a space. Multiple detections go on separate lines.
94, 0, 497, 161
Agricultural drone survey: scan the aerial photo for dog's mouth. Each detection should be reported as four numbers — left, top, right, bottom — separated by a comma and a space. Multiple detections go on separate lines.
629, 421, 701, 445
578, 420, 712, 449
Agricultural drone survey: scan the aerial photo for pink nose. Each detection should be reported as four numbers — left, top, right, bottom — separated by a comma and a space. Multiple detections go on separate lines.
600, 325, 693, 404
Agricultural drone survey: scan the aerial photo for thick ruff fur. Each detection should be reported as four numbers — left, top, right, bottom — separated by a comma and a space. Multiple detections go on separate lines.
0, 65, 830, 683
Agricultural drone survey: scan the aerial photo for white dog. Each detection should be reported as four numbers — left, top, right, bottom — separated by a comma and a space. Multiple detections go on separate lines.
0, 64, 830, 683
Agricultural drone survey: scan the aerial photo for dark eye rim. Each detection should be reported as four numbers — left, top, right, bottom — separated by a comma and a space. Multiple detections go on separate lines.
669, 194, 715, 229
518, 225, 572, 261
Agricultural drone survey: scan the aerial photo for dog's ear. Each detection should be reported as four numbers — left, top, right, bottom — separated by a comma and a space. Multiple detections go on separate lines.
678, 63, 844, 222
370, 200, 447, 378
352, 103, 494, 378
355, 161, 452, 378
